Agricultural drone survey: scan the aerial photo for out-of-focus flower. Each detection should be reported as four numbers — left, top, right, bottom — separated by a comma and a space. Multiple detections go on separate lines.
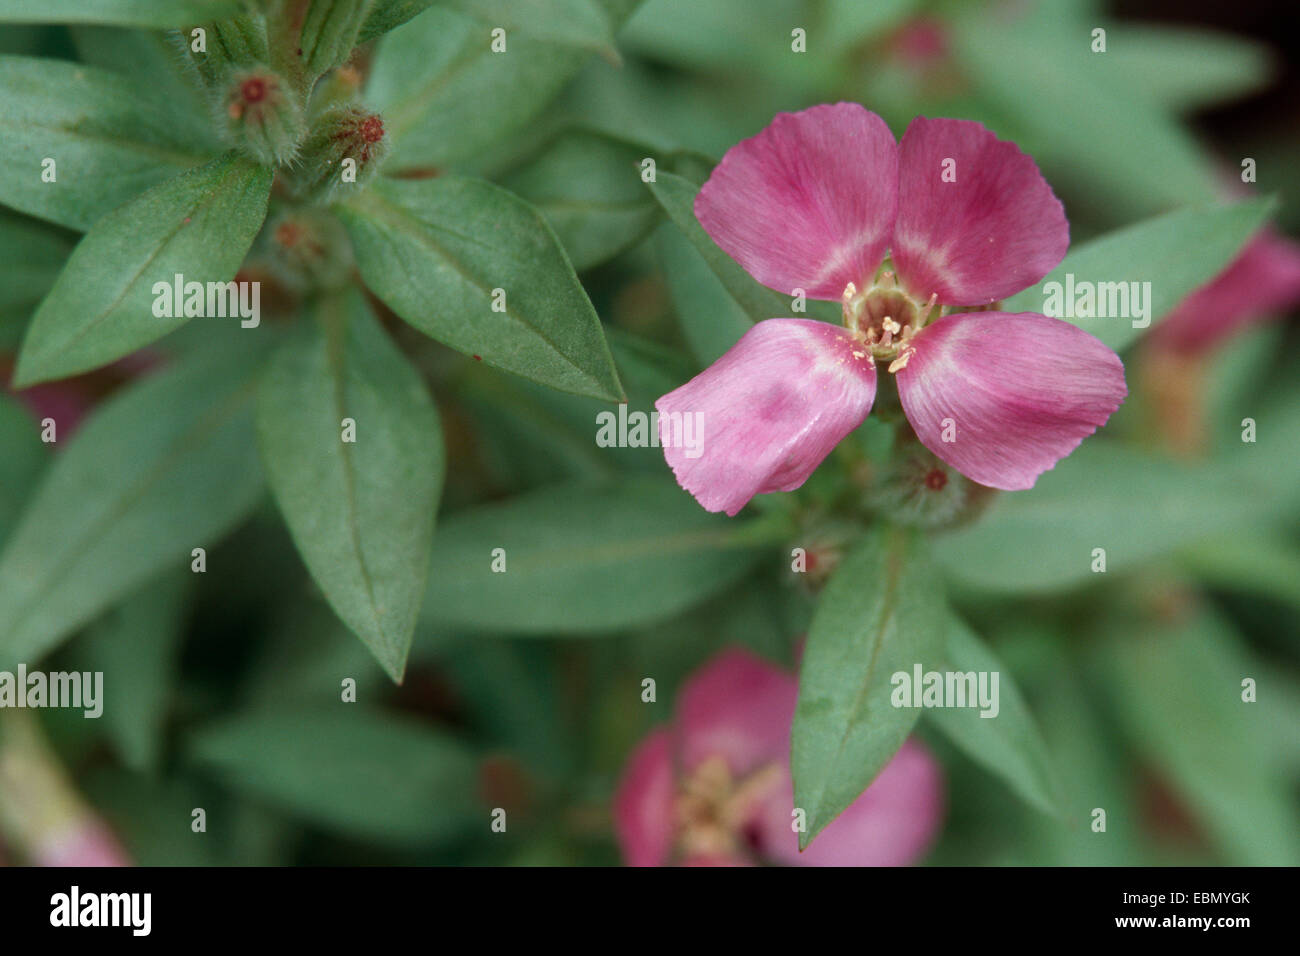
0, 712, 130, 867
1148, 231, 1300, 354
656, 103, 1126, 515
613, 648, 943, 866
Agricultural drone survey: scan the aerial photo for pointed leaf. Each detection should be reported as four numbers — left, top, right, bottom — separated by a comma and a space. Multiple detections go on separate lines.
257, 291, 444, 682
339, 176, 623, 401
14, 153, 272, 386
792, 525, 946, 848
0, 344, 265, 667
0, 55, 214, 230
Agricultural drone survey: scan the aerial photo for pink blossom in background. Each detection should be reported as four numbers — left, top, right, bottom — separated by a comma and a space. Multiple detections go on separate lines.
1148, 230, 1300, 354
656, 103, 1127, 515
33, 820, 130, 868
613, 647, 944, 867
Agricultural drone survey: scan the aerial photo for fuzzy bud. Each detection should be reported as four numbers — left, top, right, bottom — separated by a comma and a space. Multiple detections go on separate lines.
262, 207, 354, 293
222, 66, 306, 166
289, 104, 389, 204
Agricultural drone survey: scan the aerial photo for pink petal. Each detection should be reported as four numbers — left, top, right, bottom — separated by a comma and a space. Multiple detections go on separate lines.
893, 117, 1068, 305
34, 820, 131, 867
1151, 231, 1300, 353
756, 738, 945, 867
612, 729, 677, 867
677, 648, 797, 776
695, 103, 898, 300
895, 311, 1126, 490
656, 319, 877, 516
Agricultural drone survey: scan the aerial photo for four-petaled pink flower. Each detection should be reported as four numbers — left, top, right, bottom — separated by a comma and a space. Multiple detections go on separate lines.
656, 103, 1128, 515
613, 647, 944, 867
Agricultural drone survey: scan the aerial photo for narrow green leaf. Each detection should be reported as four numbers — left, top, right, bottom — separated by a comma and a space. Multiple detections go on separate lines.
76, 572, 190, 770
359, 0, 437, 43
440, 0, 617, 56
14, 153, 273, 387
501, 128, 661, 271
0, 55, 214, 230
792, 525, 946, 847
655, 223, 752, 366
646, 170, 793, 321
1003, 198, 1276, 352
421, 476, 765, 633
187, 707, 480, 845
0, 394, 46, 543
0, 211, 72, 350
925, 616, 1061, 817
367, 6, 591, 170
0, 0, 240, 27
1099, 612, 1300, 865
953, 15, 1220, 217
0, 344, 265, 667
1102, 26, 1273, 112
936, 442, 1277, 594
257, 290, 445, 683
339, 176, 624, 401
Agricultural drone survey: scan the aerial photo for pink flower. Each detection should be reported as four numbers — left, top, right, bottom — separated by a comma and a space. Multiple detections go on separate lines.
656, 103, 1127, 514
1148, 230, 1300, 354
613, 647, 944, 867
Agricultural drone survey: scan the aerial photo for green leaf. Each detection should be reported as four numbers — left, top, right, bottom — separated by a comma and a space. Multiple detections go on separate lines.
1102, 26, 1273, 112
655, 223, 751, 366
1179, 534, 1300, 615
257, 290, 445, 683
76, 572, 189, 770
0, 0, 240, 27
1099, 611, 1300, 865
0, 210, 72, 350
0, 394, 46, 543
187, 707, 480, 845
1003, 199, 1276, 352
14, 153, 273, 387
936, 442, 1277, 594
440, 0, 617, 56
338, 176, 623, 401
0, 344, 265, 668
421, 476, 767, 634
501, 128, 661, 271
367, 5, 594, 170
358, 0, 437, 42
71, 26, 224, 156
925, 617, 1061, 817
0, 55, 215, 231
792, 525, 946, 847
646, 170, 793, 321
953, 15, 1220, 218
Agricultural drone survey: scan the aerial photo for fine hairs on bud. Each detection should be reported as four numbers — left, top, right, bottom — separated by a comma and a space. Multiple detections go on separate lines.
289, 104, 389, 204
222, 65, 306, 166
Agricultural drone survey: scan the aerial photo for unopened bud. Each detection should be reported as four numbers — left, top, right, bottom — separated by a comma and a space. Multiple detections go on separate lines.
289, 104, 389, 204
222, 66, 306, 166
865, 444, 968, 529
262, 207, 354, 293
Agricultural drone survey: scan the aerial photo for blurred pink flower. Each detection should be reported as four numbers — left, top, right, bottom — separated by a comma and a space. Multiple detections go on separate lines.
33, 820, 130, 868
656, 103, 1126, 514
1149, 231, 1300, 354
613, 647, 944, 867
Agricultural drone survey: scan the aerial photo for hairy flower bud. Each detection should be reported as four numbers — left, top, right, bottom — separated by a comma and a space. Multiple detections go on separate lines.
289, 104, 389, 204
173, 12, 271, 89
222, 66, 306, 166
865, 443, 969, 530
262, 207, 354, 293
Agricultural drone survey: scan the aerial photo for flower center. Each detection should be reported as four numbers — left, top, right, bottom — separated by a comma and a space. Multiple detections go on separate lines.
841, 269, 938, 372
674, 755, 783, 862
